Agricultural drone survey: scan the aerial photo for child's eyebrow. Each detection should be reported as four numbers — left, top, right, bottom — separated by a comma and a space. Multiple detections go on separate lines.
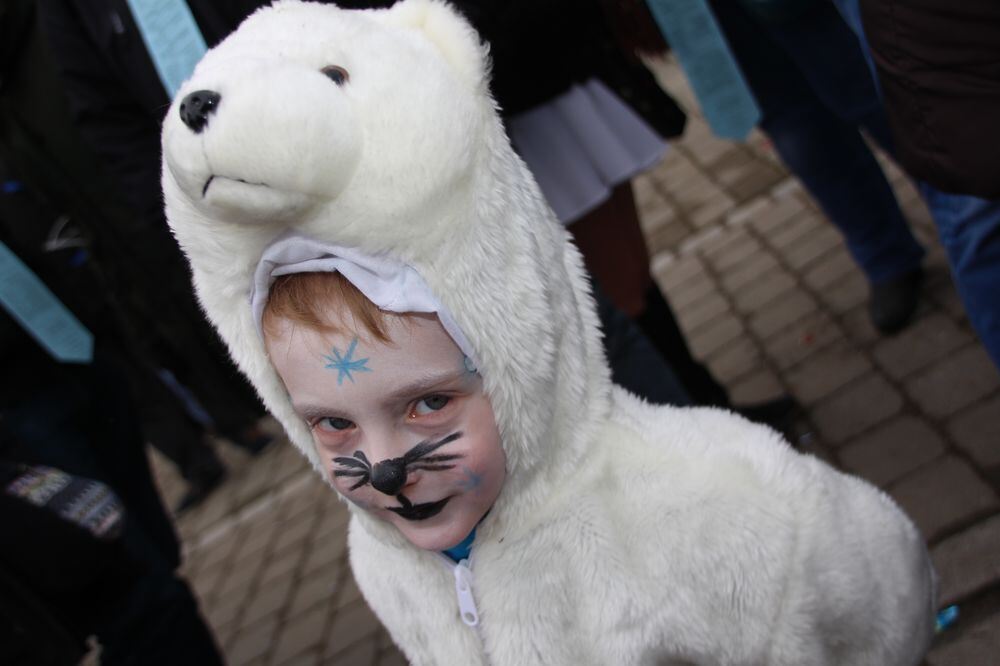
295, 403, 337, 423
381, 370, 467, 404
292, 370, 468, 421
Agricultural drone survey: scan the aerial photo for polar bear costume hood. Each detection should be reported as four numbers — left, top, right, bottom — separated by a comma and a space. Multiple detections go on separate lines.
162, 0, 609, 540
163, 3, 935, 664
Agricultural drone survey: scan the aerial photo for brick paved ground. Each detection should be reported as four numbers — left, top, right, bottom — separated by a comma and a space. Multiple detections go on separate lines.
144, 56, 1000, 665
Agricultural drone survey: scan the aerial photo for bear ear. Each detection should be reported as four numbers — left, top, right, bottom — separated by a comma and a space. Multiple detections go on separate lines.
384, 0, 488, 89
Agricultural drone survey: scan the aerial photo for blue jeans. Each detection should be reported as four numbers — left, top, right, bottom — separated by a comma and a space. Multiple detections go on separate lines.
919, 187, 1000, 368
593, 281, 692, 406
832, 0, 1000, 369
708, 0, 925, 283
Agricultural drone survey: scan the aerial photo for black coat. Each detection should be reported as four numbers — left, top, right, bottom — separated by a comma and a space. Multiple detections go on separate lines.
336, 0, 684, 133
860, 0, 1000, 199
37, 0, 266, 223
36, 0, 267, 431
332, 0, 612, 115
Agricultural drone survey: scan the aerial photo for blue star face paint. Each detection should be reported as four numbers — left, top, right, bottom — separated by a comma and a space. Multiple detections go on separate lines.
323, 336, 372, 384
266, 310, 506, 551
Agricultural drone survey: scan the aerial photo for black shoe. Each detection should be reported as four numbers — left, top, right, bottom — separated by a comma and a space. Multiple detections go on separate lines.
635, 283, 731, 406
734, 396, 801, 436
870, 268, 924, 334
175, 467, 226, 514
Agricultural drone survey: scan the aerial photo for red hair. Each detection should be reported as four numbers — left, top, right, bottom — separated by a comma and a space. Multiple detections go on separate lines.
261, 272, 392, 342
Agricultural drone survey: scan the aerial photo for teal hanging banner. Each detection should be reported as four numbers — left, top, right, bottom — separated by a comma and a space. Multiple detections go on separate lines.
0, 241, 93, 364
125, 0, 207, 97
645, 0, 761, 141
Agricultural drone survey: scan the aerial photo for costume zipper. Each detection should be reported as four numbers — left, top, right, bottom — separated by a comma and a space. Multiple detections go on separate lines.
453, 558, 480, 626
437, 554, 492, 664
438, 553, 481, 627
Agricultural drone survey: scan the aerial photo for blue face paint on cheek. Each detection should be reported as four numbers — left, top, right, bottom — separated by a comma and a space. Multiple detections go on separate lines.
458, 466, 483, 492
323, 336, 372, 385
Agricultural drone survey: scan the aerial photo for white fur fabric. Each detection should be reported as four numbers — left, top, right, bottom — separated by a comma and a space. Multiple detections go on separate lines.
161, 1, 936, 663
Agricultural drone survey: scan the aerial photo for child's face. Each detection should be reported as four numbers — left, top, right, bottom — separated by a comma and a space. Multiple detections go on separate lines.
265, 310, 505, 551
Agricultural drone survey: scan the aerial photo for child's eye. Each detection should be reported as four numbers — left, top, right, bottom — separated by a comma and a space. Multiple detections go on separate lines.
412, 395, 450, 417
317, 417, 355, 432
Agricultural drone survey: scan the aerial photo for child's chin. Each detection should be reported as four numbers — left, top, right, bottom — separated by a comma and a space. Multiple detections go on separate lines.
397, 521, 467, 552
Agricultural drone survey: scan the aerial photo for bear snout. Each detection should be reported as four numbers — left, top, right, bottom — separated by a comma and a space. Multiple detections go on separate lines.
180, 90, 222, 133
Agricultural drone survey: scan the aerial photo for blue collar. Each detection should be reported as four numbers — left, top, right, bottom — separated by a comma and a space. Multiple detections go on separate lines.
442, 528, 477, 562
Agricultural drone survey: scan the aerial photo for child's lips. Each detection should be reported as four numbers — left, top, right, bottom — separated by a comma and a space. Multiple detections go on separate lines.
387, 497, 450, 521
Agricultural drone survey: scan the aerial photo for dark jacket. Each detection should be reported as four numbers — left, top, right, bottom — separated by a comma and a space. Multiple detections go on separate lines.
452, 1, 610, 115
860, 0, 1000, 199
36, 0, 267, 430
40, 0, 684, 205
36, 0, 265, 225
333, 0, 622, 115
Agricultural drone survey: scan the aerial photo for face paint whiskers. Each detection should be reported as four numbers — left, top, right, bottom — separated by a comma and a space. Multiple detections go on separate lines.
333, 432, 464, 495
332, 450, 372, 490
405, 432, 464, 472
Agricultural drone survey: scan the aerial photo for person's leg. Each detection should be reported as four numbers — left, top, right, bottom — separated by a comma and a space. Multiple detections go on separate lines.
148, 288, 269, 452
569, 182, 653, 317
708, 0, 925, 333
921, 185, 1000, 371
710, 0, 924, 286
571, 182, 731, 405
78, 351, 224, 664
761, 2, 893, 149
634, 282, 732, 406
828, 0, 881, 92
96, 545, 223, 666
573, 181, 800, 430
86, 352, 185, 562
592, 279, 691, 406
126, 363, 228, 512
830, 0, 1000, 370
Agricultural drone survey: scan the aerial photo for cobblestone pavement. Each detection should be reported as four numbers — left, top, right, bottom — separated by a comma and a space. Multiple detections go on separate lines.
146, 56, 1000, 665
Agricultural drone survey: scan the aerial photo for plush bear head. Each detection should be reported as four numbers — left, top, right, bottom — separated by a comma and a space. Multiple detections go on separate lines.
162, 0, 610, 527
163, 0, 492, 232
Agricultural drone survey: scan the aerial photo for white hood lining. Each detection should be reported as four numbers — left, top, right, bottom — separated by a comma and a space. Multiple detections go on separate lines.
250, 231, 476, 363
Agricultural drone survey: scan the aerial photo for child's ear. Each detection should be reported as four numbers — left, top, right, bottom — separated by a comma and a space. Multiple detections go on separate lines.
383, 0, 488, 90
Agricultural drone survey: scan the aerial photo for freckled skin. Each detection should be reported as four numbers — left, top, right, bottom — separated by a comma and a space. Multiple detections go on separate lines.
266, 310, 506, 551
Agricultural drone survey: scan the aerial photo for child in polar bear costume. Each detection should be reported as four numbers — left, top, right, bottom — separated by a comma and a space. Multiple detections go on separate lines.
161, 1, 936, 663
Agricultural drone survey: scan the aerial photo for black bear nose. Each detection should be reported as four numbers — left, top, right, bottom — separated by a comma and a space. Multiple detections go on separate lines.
371, 459, 407, 496
179, 90, 221, 133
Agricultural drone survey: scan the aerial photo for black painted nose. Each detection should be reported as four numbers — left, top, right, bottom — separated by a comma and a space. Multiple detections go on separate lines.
371, 459, 407, 496
179, 90, 221, 133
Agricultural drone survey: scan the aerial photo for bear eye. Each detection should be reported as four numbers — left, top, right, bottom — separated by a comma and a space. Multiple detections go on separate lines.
321, 65, 349, 85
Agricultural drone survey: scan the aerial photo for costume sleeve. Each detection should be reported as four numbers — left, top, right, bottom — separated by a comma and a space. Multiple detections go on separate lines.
658, 403, 939, 665
765, 445, 937, 664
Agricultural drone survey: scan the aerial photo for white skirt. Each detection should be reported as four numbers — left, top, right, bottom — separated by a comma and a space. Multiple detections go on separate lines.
507, 78, 668, 225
